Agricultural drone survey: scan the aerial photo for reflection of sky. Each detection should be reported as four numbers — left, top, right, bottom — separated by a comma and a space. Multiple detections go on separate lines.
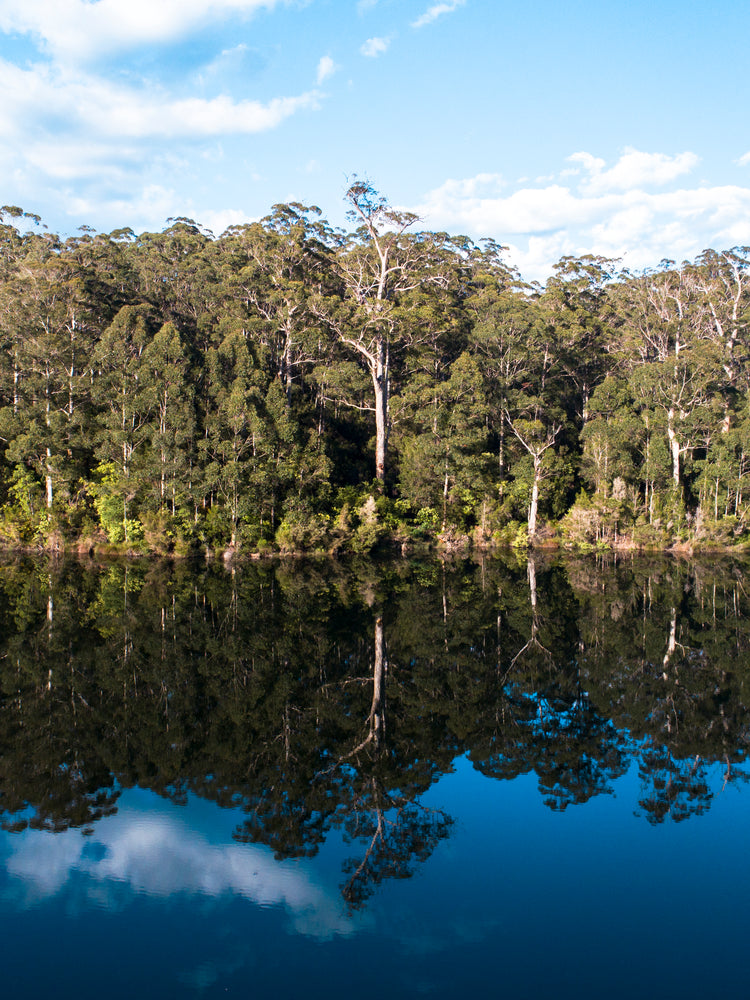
2, 795, 356, 940
2, 759, 750, 998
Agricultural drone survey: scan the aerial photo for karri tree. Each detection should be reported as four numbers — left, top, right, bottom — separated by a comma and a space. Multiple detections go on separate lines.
315, 180, 457, 484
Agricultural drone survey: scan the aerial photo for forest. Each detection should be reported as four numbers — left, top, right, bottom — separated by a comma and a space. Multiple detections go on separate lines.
1, 181, 749, 556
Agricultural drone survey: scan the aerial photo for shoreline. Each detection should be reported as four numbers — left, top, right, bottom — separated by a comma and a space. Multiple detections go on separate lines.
2, 531, 749, 562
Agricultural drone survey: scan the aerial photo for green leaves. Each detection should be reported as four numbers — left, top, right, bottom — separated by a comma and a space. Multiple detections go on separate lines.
0, 202, 747, 551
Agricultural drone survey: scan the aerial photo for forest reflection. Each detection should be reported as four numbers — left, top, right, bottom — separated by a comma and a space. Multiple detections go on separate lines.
1, 552, 749, 905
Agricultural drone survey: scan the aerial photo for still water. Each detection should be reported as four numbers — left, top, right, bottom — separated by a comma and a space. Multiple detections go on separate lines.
0, 553, 749, 997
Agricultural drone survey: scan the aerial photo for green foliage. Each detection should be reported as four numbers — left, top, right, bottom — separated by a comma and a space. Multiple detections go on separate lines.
506, 522, 529, 549
87, 462, 144, 546
349, 495, 384, 553
275, 499, 330, 553
0, 466, 45, 542
201, 504, 232, 548
559, 490, 632, 549
0, 204, 747, 552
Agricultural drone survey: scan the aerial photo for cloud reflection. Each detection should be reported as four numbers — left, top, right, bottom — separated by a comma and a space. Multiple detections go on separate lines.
3, 807, 355, 939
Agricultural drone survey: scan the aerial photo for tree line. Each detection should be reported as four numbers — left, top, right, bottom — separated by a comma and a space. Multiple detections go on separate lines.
1, 183, 749, 554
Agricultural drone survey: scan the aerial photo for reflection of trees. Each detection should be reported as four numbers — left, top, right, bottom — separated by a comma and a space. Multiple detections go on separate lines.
636, 743, 712, 824
571, 556, 750, 820
323, 614, 453, 909
464, 555, 631, 808
0, 552, 750, 879
0, 558, 120, 832
228, 608, 455, 907
507, 556, 554, 668
195, 572, 456, 906
339, 791, 453, 909
530, 699, 630, 811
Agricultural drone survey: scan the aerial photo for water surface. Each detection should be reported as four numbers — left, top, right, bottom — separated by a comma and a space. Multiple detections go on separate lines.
1, 553, 748, 997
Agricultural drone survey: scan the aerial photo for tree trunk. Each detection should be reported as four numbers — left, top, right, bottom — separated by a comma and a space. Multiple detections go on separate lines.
46, 447, 53, 509
370, 616, 386, 748
442, 460, 449, 532
528, 456, 541, 539
667, 408, 680, 486
373, 339, 389, 482
662, 607, 677, 678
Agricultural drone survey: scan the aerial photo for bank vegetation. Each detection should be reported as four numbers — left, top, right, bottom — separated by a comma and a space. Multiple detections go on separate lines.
1, 184, 749, 557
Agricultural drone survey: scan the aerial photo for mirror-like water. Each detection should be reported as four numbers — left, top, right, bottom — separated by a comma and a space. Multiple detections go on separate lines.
1, 553, 749, 998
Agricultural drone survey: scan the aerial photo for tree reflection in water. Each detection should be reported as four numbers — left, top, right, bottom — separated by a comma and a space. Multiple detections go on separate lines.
1, 553, 750, 905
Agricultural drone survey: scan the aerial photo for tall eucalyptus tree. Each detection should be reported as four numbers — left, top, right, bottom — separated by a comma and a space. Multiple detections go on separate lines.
314, 180, 460, 484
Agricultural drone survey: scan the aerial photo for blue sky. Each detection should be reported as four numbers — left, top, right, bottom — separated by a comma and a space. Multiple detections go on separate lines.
1, 0, 749, 280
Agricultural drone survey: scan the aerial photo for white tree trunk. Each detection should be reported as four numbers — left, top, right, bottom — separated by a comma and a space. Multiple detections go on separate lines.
373, 340, 389, 482
528, 456, 541, 539
370, 616, 386, 748
46, 447, 53, 509
667, 408, 680, 485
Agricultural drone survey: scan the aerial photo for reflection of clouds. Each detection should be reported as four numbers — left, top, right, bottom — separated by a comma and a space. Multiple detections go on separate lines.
6, 832, 84, 897
4, 809, 355, 939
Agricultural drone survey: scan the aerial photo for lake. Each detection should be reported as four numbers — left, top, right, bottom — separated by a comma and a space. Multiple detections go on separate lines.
1, 552, 749, 998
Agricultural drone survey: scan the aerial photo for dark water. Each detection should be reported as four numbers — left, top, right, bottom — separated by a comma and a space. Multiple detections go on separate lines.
1, 552, 749, 998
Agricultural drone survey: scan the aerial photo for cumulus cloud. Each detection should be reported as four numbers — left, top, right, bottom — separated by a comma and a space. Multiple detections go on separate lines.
411, 0, 466, 29
416, 174, 601, 234
0, 0, 322, 235
65, 185, 189, 232
570, 147, 700, 194
0, 58, 319, 140
197, 206, 257, 236
360, 35, 391, 57
414, 151, 750, 282
0, 0, 282, 63
130, 92, 320, 137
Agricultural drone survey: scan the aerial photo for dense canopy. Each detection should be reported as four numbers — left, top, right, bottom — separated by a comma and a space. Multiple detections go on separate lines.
1, 188, 749, 554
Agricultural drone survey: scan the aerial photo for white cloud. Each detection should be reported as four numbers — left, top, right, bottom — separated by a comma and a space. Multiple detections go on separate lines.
0, 58, 320, 140
0, 0, 329, 236
414, 151, 750, 282
571, 147, 699, 194
360, 35, 391, 57
197, 206, 257, 236
0, 0, 283, 63
62, 187, 259, 236
200, 43, 252, 81
66, 185, 187, 232
22, 140, 139, 182
429, 173, 505, 199
565, 152, 605, 176
0, 0, 322, 233
127, 92, 321, 137
417, 175, 600, 234
316, 55, 337, 84
738, 151, 750, 167
411, 0, 465, 29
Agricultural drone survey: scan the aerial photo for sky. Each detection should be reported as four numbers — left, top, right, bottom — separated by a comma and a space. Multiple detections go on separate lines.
1, 0, 750, 282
